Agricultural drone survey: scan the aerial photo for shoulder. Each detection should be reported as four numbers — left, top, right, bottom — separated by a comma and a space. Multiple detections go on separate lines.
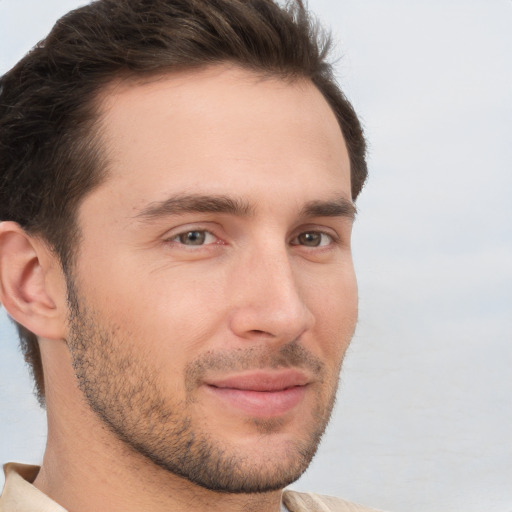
283, 489, 386, 512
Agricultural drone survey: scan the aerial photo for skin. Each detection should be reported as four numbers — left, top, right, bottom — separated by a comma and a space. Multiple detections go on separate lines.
0, 65, 357, 512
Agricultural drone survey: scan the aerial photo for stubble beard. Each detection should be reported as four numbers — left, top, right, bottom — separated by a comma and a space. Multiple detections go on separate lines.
65, 280, 343, 493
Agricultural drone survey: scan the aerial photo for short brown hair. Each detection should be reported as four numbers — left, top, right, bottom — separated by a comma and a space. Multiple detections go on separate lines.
0, 0, 367, 405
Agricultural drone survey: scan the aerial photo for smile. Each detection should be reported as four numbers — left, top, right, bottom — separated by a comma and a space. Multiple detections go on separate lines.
204, 370, 310, 417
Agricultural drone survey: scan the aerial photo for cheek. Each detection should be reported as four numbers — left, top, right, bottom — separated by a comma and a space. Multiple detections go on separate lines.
94, 265, 227, 361
306, 264, 358, 352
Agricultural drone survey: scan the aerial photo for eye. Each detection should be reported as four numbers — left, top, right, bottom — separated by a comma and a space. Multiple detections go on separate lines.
170, 230, 217, 246
292, 231, 333, 247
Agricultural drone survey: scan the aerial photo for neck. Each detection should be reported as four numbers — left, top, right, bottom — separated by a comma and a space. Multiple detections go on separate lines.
35, 408, 283, 512
34, 342, 283, 512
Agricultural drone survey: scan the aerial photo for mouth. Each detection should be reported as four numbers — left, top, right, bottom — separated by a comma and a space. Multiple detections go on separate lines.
203, 370, 310, 418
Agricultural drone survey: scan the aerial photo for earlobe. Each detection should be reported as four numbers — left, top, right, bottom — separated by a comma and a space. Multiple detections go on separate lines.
0, 221, 67, 340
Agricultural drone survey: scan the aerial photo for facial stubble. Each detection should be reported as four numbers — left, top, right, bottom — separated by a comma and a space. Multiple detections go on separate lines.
65, 279, 344, 493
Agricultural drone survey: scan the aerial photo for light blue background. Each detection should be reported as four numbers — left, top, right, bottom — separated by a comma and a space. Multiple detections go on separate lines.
1, 1, 511, 511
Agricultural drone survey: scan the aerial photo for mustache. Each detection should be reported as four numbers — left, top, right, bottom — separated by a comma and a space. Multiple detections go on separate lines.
185, 341, 325, 390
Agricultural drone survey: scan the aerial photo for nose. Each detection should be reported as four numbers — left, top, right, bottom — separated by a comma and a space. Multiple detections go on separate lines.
228, 245, 315, 344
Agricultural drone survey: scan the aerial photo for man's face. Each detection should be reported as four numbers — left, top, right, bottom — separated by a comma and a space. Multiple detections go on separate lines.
66, 65, 357, 492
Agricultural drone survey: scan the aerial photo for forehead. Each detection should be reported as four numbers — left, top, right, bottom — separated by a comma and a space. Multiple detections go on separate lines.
88, 65, 351, 217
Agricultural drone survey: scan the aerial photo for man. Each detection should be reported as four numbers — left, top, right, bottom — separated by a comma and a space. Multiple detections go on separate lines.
0, 1, 379, 511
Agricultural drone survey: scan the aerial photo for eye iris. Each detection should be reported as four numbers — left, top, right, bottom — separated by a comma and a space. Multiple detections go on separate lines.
299, 232, 321, 247
180, 231, 206, 245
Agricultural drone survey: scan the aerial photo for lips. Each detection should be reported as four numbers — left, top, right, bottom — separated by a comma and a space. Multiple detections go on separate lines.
203, 370, 310, 417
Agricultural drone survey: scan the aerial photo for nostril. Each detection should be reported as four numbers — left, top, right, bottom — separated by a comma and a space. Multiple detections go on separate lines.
248, 329, 274, 338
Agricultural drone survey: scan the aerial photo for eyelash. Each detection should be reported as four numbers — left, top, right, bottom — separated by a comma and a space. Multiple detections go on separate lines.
168, 230, 219, 246
290, 231, 336, 248
166, 228, 338, 249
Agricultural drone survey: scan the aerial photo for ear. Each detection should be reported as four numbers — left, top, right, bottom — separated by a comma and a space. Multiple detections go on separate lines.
0, 221, 67, 340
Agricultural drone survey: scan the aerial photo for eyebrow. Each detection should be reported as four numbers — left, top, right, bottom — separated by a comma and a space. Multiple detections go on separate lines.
300, 197, 357, 220
134, 194, 254, 220
134, 194, 356, 221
